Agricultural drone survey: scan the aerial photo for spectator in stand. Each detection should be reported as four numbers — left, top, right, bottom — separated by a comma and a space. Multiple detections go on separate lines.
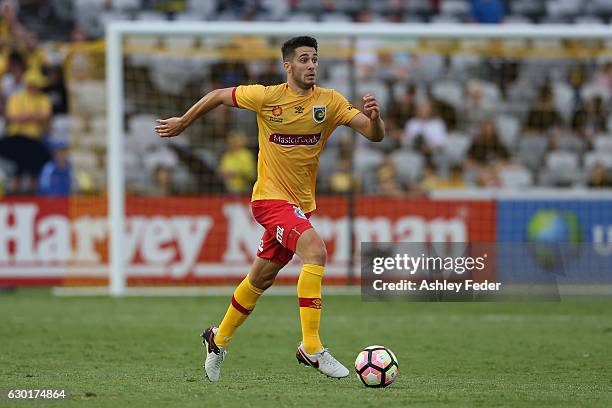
38, 140, 72, 196
5, 69, 51, 140
572, 95, 607, 144
403, 98, 447, 165
373, 158, 404, 197
466, 119, 512, 186
43, 65, 68, 115
421, 163, 466, 191
0, 69, 52, 193
593, 61, 612, 96
20, 31, 47, 75
383, 0, 405, 23
256, 60, 283, 86
387, 83, 417, 130
470, 0, 504, 24
218, 131, 256, 195
588, 162, 612, 188
329, 156, 356, 194
461, 80, 495, 133
524, 85, 563, 135
1, 51, 25, 103
210, 49, 250, 88
0, 0, 23, 44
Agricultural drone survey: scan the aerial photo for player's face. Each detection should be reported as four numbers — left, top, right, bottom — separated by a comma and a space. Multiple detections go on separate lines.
286, 46, 318, 89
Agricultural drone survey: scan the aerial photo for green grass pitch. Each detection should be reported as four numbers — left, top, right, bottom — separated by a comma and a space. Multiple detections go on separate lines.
1, 289, 611, 407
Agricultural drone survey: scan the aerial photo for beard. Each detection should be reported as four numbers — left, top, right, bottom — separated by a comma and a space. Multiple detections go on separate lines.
292, 72, 315, 90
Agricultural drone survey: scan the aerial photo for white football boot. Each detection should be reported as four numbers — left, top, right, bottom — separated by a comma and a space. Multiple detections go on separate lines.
296, 343, 350, 378
201, 326, 226, 382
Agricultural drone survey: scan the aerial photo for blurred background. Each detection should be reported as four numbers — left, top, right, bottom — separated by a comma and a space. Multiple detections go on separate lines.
0, 0, 611, 288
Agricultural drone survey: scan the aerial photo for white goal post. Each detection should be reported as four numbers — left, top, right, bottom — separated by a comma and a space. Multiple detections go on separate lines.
105, 22, 612, 296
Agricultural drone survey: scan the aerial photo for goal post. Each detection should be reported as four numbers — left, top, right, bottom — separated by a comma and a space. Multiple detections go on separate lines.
105, 22, 612, 296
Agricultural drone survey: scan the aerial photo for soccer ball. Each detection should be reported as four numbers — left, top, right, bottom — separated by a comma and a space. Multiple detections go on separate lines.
354, 345, 399, 388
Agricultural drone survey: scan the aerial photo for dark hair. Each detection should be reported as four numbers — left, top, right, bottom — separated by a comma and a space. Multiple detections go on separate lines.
281, 36, 318, 61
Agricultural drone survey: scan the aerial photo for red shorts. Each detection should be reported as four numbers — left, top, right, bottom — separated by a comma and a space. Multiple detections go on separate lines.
251, 200, 313, 266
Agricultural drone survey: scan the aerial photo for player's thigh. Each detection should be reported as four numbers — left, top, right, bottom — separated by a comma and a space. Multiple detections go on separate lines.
249, 257, 284, 289
295, 228, 327, 266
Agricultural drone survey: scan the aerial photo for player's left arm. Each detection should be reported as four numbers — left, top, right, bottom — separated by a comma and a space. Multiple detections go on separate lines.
348, 94, 385, 142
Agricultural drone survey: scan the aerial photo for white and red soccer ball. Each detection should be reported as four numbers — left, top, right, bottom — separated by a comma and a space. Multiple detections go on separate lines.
354, 345, 399, 388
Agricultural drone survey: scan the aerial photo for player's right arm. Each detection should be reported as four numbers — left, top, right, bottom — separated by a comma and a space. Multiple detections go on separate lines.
155, 87, 235, 138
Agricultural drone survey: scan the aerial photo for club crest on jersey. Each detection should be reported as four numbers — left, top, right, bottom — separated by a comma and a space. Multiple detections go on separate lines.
293, 206, 307, 219
312, 105, 326, 123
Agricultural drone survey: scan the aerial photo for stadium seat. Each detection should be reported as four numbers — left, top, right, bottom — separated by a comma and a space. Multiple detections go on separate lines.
71, 150, 99, 170
553, 81, 575, 122
135, 11, 167, 21
163, 36, 197, 51
495, 114, 521, 149
594, 136, 612, 153
499, 166, 534, 189
541, 151, 580, 186
431, 80, 463, 108
288, 13, 317, 22
112, 0, 140, 11
51, 115, 71, 139
261, 0, 290, 20
322, 13, 352, 23
503, 15, 532, 25
573, 15, 605, 25
187, 0, 217, 19
174, 12, 203, 21
143, 147, 179, 171
443, 134, 471, 165
357, 81, 389, 111
440, 0, 469, 15
584, 151, 612, 172
430, 14, 460, 24
546, 151, 579, 172
353, 147, 384, 173
72, 80, 106, 116
580, 82, 611, 102
555, 134, 585, 153
390, 150, 424, 183
518, 136, 549, 170
406, 0, 433, 14
546, 0, 583, 18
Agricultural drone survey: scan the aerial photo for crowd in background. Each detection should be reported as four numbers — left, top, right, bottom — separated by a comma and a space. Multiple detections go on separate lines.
1, 0, 612, 198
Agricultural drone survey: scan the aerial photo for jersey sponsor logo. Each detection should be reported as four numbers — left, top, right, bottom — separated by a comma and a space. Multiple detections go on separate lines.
313, 105, 326, 123
272, 105, 283, 116
276, 226, 284, 244
293, 206, 307, 219
269, 133, 321, 146
294, 105, 304, 114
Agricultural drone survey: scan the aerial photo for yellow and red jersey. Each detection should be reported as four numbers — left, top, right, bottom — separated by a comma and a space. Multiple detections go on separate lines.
233, 83, 360, 212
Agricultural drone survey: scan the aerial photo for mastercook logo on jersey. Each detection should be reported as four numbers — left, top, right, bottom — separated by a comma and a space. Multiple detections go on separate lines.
269, 133, 321, 146
313, 105, 326, 123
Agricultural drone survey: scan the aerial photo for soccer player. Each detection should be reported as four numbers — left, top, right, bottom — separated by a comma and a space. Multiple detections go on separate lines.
155, 36, 385, 381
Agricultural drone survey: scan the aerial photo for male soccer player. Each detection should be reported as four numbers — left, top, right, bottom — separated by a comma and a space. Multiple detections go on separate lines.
155, 36, 385, 382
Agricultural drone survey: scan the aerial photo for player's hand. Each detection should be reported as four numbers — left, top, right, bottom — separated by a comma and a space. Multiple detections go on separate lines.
155, 117, 186, 138
362, 94, 381, 121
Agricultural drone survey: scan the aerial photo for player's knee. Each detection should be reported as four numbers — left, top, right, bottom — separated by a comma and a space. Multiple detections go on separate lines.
304, 240, 327, 266
250, 273, 275, 290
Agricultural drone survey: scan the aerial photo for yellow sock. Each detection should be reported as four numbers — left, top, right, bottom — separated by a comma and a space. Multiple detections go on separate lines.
215, 275, 263, 348
297, 264, 324, 354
